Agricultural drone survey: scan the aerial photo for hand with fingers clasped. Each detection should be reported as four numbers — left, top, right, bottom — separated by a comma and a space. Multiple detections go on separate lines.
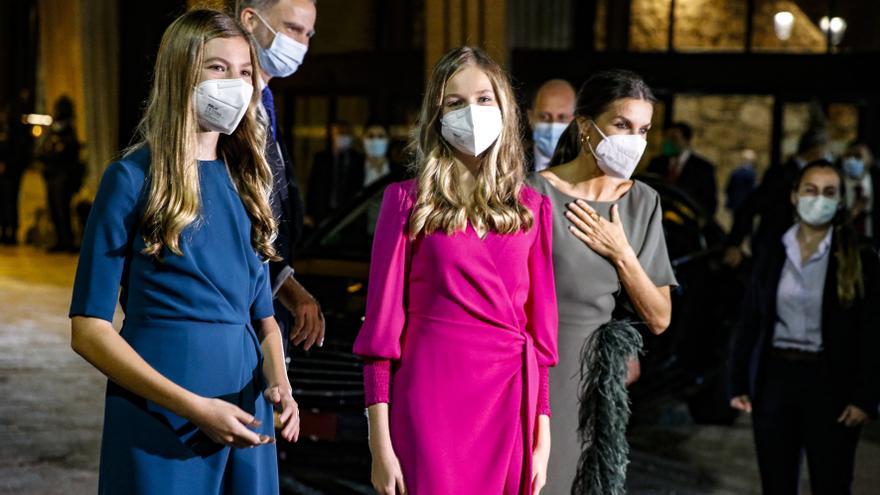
187, 396, 275, 448
264, 384, 301, 442
565, 199, 635, 263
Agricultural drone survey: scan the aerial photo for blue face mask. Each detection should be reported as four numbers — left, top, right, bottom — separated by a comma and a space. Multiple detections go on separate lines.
843, 157, 865, 179
364, 138, 389, 158
533, 122, 569, 158
254, 11, 308, 78
797, 195, 839, 226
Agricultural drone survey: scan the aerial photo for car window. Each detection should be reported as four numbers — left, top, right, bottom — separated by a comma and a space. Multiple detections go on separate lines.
316, 187, 384, 259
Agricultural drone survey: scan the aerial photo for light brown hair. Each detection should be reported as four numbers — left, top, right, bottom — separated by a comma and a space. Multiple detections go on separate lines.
408, 46, 532, 238
131, 9, 278, 260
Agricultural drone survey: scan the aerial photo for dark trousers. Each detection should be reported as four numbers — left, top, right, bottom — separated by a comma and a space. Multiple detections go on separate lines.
752, 354, 861, 495
0, 169, 23, 241
45, 174, 74, 249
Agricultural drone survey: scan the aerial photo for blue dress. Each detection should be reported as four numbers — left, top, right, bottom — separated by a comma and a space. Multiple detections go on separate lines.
70, 147, 278, 494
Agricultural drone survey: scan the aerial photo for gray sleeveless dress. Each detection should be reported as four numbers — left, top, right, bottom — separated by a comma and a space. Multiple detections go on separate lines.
527, 173, 678, 495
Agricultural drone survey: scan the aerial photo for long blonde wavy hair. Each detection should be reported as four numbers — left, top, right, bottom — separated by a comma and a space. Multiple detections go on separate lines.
408, 46, 532, 238
131, 9, 278, 261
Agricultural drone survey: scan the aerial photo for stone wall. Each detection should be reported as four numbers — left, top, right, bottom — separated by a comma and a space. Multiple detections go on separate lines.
629, 0, 670, 51
662, 96, 857, 227
626, 0, 826, 52
751, 0, 826, 53
673, 0, 747, 52
669, 95, 773, 227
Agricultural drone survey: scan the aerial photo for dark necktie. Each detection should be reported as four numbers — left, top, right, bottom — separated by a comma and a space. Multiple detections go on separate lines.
667, 156, 682, 183
260, 87, 286, 219
261, 86, 277, 141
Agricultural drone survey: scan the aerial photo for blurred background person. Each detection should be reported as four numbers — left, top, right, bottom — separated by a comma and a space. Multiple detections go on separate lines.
647, 121, 718, 218
306, 120, 365, 226
36, 95, 83, 253
362, 121, 394, 188
841, 140, 878, 247
724, 128, 831, 266
527, 78, 576, 172
725, 148, 758, 216
0, 89, 33, 245
0, 90, 34, 246
729, 160, 880, 495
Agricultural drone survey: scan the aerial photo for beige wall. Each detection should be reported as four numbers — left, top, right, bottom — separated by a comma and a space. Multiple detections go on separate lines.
38, 0, 119, 190
38, 0, 87, 141
425, 0, 508, 76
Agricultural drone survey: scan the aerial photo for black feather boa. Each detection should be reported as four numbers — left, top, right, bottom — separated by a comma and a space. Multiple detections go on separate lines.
571, 320, 643, 495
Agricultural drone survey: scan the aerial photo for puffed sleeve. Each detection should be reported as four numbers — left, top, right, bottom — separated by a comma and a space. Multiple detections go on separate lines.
638, 191, 678, 288
69, 160, 145, 322
353, 182, 413, 406
250, 262, 275, 320
525, 194, 559, 416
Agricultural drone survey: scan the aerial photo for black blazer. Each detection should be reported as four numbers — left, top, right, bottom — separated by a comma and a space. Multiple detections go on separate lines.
869, 164, 880, 248
306, 148, 365, 225
265, 129, 304, 310
865, 166, 880, 248
729, 231, 880, 418
647, 152, 718, 218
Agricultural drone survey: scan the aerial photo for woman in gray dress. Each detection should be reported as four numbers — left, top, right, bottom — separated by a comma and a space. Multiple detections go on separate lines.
527, 69, 677, 495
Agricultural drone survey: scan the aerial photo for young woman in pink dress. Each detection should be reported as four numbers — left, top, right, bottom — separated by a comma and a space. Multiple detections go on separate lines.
352, 47, 559, 495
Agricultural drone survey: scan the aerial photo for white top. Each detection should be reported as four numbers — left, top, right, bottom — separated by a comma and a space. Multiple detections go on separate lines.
772, 224, 833, 352
669, 149, 692, 177
364, 160, 390, 187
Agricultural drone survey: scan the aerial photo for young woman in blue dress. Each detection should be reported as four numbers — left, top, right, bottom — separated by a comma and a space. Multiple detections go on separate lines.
69, 10, 298, 494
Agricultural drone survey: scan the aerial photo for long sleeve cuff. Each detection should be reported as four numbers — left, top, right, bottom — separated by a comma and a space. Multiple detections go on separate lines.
272, 265, 295, 298
538, 366, 551, 417
363, 359, 391, 407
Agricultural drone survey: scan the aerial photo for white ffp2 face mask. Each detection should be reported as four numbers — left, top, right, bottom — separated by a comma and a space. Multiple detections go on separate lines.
194, 78, 254, 135
440, 104, 503, 157
254, 11, 308, 78
586, 120, 647, 179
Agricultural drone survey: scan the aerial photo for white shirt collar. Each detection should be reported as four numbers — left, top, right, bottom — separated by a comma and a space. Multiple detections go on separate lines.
782, 223, 833, 268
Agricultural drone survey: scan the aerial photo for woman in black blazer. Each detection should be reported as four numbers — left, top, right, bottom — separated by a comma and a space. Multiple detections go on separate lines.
729, 159, 880, 495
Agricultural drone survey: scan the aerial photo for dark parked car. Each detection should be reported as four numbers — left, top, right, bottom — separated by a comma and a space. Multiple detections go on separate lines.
277, 172, 745, 493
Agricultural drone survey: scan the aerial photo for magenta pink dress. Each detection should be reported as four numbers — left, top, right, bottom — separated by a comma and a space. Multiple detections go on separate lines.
353, 179, 558, 495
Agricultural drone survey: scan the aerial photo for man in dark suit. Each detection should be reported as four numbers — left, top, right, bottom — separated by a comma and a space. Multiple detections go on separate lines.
842, 140, 880, 248
723, 128, 830, 266
238, 0, 324, 352
647, 122, 718, 218
306, 121, 366, 226
0, 90, 33, 245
